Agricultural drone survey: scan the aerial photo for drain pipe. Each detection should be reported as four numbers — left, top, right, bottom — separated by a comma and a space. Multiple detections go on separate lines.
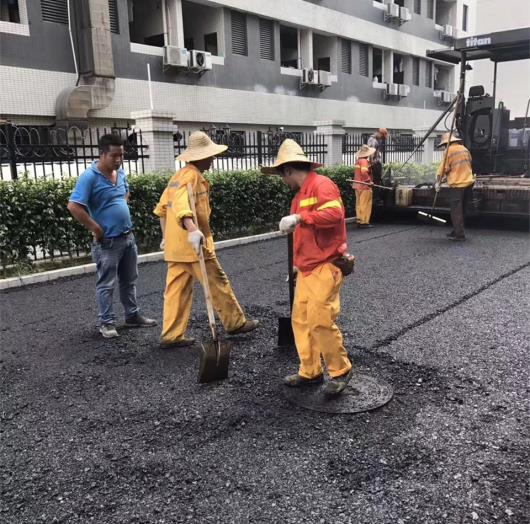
67, 0, 79, 81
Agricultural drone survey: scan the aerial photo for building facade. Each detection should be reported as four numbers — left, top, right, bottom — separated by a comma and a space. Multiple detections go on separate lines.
0, 0, 476, 132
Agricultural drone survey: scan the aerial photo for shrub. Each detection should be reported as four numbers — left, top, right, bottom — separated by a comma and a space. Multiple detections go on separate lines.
0, 163, 436, 274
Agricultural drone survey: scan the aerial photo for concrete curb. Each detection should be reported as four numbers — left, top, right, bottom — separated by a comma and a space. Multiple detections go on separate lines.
0, 219, 356, 291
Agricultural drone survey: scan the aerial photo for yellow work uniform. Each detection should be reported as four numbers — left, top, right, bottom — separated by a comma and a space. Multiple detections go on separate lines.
437, 143, 475, 188
153, 164, 246, 343
292, 263, 352, 379
355, 190, 373, 225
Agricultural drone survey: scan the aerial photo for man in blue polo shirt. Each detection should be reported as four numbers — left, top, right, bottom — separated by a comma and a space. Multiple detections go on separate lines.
67, 134, 156, 338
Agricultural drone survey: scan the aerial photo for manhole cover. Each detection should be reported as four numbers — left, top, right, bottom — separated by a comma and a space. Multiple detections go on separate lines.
283, 373, 393, 414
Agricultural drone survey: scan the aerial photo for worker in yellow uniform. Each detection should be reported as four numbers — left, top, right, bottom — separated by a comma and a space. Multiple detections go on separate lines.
154, 131, 259, 348
262, 140, 353, 396
436, 132, 475, 241
352, 144, 376, 228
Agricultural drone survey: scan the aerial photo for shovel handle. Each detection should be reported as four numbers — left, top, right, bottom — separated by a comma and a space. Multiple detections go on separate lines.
287, 233, 294, 310
187, 183, 217, 342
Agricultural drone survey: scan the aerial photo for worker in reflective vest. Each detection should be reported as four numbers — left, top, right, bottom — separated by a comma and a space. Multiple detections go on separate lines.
436, 132, 475, 241
154, 131, 259, 349
261, 139, 353, 396
352, 144, 376, 228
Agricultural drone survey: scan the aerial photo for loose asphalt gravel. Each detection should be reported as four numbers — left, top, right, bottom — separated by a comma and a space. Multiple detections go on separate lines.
1, 221, 529, 524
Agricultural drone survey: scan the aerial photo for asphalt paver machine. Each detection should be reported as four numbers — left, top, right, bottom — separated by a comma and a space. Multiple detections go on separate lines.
387, 27, 530, 220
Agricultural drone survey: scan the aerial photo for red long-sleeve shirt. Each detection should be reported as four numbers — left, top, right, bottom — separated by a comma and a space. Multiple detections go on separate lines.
291, 172, 347, 275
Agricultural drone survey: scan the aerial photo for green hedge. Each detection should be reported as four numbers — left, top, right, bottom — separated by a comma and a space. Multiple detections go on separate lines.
0, 163, 434, 273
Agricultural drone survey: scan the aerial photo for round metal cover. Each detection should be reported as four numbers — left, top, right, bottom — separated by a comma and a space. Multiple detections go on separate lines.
283, 374, 393, 414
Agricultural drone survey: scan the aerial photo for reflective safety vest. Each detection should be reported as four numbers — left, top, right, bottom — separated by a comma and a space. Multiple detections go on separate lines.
437, 143, 475, 188
353, 158, 372, 191
291, 172, 347, 275
153, 164, 215, 263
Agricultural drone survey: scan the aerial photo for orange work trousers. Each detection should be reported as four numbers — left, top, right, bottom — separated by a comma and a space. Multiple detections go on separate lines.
161, 257, 246, 344
291, 263, 352, 379
355, 189, 373, 225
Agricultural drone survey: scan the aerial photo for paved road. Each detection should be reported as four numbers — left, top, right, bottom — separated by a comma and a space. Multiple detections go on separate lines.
1, 223, 529, 523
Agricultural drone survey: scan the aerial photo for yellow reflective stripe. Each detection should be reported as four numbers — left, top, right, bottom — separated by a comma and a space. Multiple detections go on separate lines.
300, 197, 318, 208
360, 167, 369, 172
317, 199, 342, 211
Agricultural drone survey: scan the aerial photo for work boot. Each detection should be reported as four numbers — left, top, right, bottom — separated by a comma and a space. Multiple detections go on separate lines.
125, 313, 158, 328
159, 337, 196, 349
322, 368, 354, 396
446, 230, 456, 238
283, 373, 324, 387
358, 224, 374, 229
449, 235, 466, 242
99, 324, 119, 339
227, 319, 259, 335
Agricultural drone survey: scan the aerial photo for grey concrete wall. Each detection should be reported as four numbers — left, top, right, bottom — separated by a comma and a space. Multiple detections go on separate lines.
1, 0, 447, 114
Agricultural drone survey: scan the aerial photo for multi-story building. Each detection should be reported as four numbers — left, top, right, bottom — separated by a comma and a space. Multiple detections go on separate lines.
0, 0, 476, 133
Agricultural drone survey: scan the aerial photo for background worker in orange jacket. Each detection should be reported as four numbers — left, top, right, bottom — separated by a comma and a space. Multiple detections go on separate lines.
352, 144, 376, 228
436, 132, 475, 241
261, 140, 353, 396
154, 131, 259, 349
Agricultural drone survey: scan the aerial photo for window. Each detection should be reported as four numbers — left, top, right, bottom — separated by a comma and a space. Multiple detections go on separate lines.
0, 0, 20, 23
341, 39, 352, 74
204, 33, 218, 56
109, 0, 119, 34
317, 57, 330, 72
462, 4, 468, 32
280, 25, 298, 68
427, 0, 434, 19
372, 47, 382, 82
231, 10, 248, 56
414, 0, 421, 15
41, 0, 68, 24
425, 60, 432, 88
413, 57, 420, 86
359, 43, 369, 77
259, 18, 274, 61
129, 0, 164, 47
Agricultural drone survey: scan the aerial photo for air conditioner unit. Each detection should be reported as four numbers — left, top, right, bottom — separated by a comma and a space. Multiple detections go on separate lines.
163, 46, 189, 68
442, 91, 455, 103
442, 24, 454, 38
386, 2, 400, 18
433, 90, 443, 98
386, 83, 399, 96
318, 70, 332, 87
399, 7, 412, 22
188, 50, 213, 71
302, 68, 319, 85
398, 84, 410, 97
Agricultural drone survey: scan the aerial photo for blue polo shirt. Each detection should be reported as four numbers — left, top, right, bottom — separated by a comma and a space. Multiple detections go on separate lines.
69, 161, 133, 238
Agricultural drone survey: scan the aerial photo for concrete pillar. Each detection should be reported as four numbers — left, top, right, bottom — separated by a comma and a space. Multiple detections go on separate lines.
166, 0, 185, 48
131, 110, 175, 172
300, 29, 313, 69
315, 120, 346, 166
383, 49, 393, 84
413, 126, 436, 164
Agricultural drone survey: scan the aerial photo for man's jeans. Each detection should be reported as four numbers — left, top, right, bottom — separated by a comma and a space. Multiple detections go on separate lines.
91, 232, 139, 326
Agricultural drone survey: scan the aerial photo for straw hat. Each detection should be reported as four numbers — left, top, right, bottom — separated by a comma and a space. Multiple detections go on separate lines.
176, 131, 228, 162
260, 139, 322, 175
437, 132, 463, 147
356, 144, 376, 159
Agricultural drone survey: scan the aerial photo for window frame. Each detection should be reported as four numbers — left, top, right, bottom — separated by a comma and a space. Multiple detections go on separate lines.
0, 0, 29, 36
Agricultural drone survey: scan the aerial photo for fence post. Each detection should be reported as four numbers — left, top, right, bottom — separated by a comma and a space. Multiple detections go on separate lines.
130, 110, 175, 172
413, 126, 435, 164
6, 124, 18, 180
314, 120, 345, 166
257, 130, 263, 166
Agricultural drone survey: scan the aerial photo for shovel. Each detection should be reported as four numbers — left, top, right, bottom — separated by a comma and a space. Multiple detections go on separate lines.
277, 233, 296, 349
186, 183, 231, 384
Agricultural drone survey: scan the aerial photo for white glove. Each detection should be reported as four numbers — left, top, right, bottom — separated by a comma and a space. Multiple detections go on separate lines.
279, 214, 301, 234
434, 180, 441, 192
159, 239, 165, 250
187, 230, 205, 254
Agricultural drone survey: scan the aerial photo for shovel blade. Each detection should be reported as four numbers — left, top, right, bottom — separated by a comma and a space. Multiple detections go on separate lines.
277, 316, 296, 349
198, 340, 231, 384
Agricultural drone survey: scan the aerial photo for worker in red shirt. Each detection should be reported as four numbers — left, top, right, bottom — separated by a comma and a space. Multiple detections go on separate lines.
261, 139, 353, 396
352, 144, 376, 228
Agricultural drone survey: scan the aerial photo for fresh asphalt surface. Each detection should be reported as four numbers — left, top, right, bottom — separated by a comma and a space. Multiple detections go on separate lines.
1, 221, 529, 523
